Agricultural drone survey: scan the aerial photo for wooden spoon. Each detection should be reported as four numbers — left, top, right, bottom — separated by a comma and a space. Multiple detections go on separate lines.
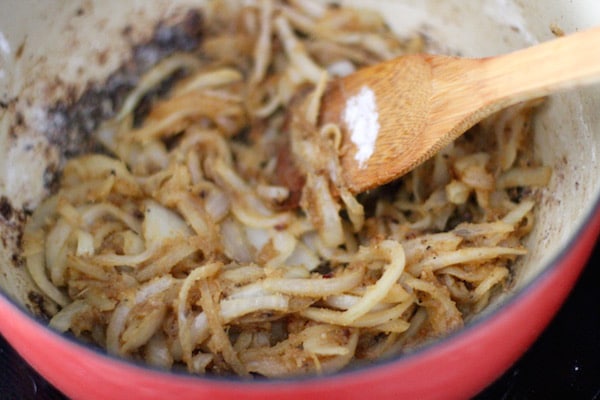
316, 26, 600, 194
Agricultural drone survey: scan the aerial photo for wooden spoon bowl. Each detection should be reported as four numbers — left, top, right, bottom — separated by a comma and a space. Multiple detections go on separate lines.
318, 27, 600, 193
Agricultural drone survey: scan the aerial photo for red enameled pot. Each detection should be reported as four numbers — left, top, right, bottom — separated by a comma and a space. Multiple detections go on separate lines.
0, 1, 599, 399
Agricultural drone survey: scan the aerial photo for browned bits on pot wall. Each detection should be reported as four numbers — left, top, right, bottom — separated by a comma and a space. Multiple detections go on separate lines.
0, 197, 13, 221
43, 9, 205, 161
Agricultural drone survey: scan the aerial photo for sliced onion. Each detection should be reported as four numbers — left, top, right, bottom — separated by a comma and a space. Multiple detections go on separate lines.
143, 199, 192, 246
263, 266, 363, 297
45, 218, 72, 286
49, 300, 91, 332
340, 241, 406, 323
116, 53, 202, 121
24, 229, 70, 307
221, 217, 254, 263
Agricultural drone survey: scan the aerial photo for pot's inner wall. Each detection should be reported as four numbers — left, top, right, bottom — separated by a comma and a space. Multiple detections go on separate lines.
0, 0, 599, 322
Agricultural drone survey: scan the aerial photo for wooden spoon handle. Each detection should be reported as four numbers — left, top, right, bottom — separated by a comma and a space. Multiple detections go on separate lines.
475, 26, 600, 105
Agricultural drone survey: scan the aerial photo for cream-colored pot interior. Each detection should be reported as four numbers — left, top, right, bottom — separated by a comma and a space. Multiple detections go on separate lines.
0, 0, 599, 325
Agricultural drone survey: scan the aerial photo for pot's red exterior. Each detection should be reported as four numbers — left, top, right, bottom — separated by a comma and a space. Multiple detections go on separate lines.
1, 205, 598, 400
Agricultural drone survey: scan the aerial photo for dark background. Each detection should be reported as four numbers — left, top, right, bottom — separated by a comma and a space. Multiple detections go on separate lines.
1, 242, 598, 400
